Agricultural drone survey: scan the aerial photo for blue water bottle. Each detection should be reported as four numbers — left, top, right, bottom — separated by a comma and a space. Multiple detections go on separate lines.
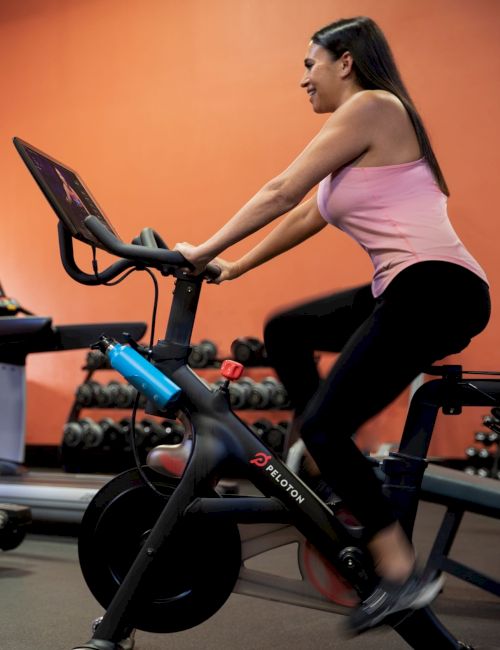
100, 338, 181, 409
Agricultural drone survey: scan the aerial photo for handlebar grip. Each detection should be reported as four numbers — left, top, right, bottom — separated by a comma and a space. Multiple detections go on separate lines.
85, 216, 185, 266
86, 216, 222, 281
204, 262, 221, 282
139, 228, 169, 250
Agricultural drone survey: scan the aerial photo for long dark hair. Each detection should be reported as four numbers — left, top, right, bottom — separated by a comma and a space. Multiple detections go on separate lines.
312, 17, 449, 196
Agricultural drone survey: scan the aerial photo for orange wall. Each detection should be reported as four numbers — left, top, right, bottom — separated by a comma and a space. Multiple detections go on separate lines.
1, 0, 499, 457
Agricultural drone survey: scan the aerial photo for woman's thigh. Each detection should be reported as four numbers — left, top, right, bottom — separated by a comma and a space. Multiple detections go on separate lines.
264, 283, 375, 353
300, 264, 490, 438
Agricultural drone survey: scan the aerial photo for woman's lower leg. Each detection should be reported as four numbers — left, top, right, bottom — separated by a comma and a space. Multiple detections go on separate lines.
367, 522, 415, 583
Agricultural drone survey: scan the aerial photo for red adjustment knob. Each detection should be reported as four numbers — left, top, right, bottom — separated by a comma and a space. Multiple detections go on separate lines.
220, 359, 244, 381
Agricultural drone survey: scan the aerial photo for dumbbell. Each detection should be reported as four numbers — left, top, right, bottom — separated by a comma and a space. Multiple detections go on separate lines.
465, 446, 480, 461
162, 419, 185, 445
141, 418, 170, 450
251, 418, 273, 438
465, 446, 493, 469
230, 337, 267, 366
189, 340, 218, 368
62, 421, 85, 448
228, 377, 255, 409
62, 417, 107, 450
247, 380, 272, 409
96, 417, 126, 450
75, 381, 101, 407
94, 381, 122, 408
478, 447, 494, 464
80, 417, 105, 449
248, 377, 290, 409
84, 349, 111, 370
114, 383, 138, 408
490, 407, 500, 422
61, 421, 86, 474
61, 418, 103, 473
266, 378, 290, 409
119, 417, 147, 451
482, 414, 500, 434
474, 431, 489, 445
475, 430, 499, 446
487, 432, 499, 446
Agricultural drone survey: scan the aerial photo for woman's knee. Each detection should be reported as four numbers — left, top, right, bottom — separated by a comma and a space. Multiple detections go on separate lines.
263, 312, 301, 356
299, 393, 362, 453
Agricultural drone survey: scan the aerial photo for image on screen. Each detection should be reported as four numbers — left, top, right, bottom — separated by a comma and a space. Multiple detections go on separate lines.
18, 142, 119, 247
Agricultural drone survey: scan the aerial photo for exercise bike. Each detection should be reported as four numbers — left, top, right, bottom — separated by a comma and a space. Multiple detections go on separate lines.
14, 137, 500, 650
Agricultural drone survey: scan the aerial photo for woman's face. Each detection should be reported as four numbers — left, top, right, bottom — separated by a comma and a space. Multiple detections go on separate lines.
300, 42, 344, 113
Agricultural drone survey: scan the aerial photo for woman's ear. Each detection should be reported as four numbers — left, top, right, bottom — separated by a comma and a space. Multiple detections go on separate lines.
339, 51, 354, 78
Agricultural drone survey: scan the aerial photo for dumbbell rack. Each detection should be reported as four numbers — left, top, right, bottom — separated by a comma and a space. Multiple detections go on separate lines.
62, 340, 294, 475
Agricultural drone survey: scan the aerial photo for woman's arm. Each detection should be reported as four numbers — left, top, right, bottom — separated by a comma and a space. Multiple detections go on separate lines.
177, 195, 326, 280
179, 90, 376, 267
232, 195, 326, 277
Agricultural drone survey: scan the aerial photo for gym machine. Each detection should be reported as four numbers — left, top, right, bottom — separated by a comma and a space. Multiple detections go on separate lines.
0, 290, 147, 523
14, 136, 500, 649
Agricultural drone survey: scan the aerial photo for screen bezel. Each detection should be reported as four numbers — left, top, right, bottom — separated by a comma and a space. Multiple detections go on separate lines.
13, 137, 121, 250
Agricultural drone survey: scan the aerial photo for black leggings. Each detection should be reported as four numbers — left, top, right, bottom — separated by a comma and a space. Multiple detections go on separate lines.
264, 262, 490, 538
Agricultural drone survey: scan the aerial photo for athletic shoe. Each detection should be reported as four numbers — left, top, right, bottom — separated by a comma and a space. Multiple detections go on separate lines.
348, 570, 444, 634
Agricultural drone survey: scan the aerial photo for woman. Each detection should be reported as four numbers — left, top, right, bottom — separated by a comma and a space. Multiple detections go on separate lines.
175, 16, 490, 633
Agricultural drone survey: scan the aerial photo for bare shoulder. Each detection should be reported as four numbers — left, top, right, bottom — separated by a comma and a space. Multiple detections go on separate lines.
348, 89, 406, 118
325, 90, 406, 129
340, 90, 420, 163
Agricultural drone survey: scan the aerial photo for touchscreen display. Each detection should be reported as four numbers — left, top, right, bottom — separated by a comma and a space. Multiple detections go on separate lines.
14, 138, 119, 248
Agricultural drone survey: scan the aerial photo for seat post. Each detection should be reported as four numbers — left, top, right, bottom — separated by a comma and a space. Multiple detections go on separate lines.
382, 378, 443, 538
162, 275, 202, 348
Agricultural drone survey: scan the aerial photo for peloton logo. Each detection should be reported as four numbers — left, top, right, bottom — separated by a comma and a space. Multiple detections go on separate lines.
249, 452, 305, 504
250, 452, 272, 467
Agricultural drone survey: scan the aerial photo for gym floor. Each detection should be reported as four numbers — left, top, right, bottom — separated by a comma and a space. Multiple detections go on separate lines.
0, 500, 499, 650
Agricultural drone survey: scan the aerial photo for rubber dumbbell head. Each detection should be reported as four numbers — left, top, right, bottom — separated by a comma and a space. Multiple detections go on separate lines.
75, 381, 100, 407
80, 417, 105, 449
229, 377, 256, 409
262, 376, 290, 409
63, 421, 84, 448
189, 340, 218, 368
230, 337, 267, 366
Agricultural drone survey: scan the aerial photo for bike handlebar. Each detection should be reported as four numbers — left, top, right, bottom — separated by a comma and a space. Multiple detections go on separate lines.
57, 217, 221, 286
85, 216, 187, 267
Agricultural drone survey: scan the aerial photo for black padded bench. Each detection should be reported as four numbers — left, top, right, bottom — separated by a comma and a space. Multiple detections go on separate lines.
0, 316, 147, 364
0, 316, 147, 468
420, 463, 500, 596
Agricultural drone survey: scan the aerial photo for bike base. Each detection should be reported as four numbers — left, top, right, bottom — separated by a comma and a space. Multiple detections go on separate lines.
72, 640, 133, 650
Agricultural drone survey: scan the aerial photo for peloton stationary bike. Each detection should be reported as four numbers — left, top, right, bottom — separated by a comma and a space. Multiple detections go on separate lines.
15, 136, 500, 650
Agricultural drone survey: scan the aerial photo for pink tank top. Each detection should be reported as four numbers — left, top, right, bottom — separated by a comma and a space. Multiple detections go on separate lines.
317, 158, 488, 297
